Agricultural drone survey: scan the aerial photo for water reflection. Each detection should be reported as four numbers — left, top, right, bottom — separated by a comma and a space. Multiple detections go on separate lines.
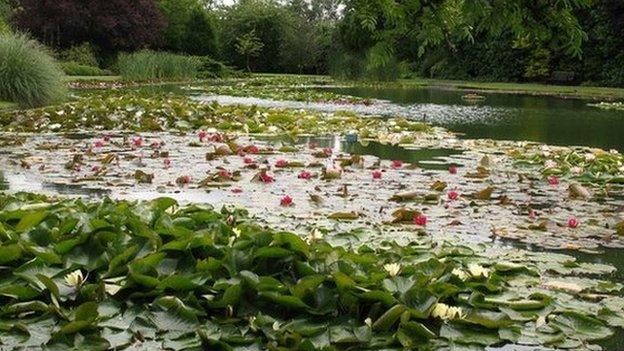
325, 87, 624, 151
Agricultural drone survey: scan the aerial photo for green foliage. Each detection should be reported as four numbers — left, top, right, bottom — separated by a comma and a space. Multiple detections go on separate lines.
59, 61, 110, 77
157, 0, 218, 56
0, 33, 66, 107
523, 47, 552, 81
116, 51, 200, 81
58, 42, 99, 67
235, 30, 264, 72
195, 56, 238, 78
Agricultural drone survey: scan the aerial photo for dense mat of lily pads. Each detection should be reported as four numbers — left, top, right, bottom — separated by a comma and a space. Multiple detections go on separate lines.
0, 194, 622, 350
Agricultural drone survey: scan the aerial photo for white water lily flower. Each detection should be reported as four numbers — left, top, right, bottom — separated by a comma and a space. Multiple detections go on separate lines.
467, 264, 490, 278
451, 268, 468, 281
584, 153, 596, 162
543, 160, 557, 169
383, 263, 401, 277
104, 284, 122, 295
306, 228, 323, 242
431, 303, 465, 320
64, 270, 84, 287
570, 166, 584, 175
364, 318, 372, 327
267, 125, 278, 133
272, 321, 281, 331
610, 149, 619, 154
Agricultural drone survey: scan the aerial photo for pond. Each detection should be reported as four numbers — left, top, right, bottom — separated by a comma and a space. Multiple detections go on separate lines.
324, 87, 624, 152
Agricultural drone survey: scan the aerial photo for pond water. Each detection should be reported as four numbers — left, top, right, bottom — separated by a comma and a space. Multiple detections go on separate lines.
325, 87, 624, 152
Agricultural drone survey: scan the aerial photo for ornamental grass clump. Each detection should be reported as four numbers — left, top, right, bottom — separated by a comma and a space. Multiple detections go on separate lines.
0, 33, 66, 107
117, 50, 200, 81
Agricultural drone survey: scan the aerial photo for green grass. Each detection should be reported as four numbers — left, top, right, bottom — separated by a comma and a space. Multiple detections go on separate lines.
0, 33, 66, 107
117, 50, 200, 81
0, 100, 17, 110
64, 75, 121, 82
394, 78, 624, 101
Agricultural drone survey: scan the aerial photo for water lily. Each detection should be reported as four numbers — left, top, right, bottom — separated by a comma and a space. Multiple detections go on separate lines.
567, 217, 580, 228
218, 169, 231, 179
414, 214, 427, 226
91, 165, 101, 173
150, 140, 162, 149
570, 166, 583, 175
280, 195, 293, 206
103, 134, 112, 142
383, 263, 401, 277
209, 133, 224, 143
451, 268, 468, 281
547, 176, 560, 185
308, 142, 318, 149
544, 160, 557, 169
275, 159, 288, 168
258, 170, 274, 183
163, 158, 171, 169
447, 190, 459, 201
449, 165, 458, 174
306, 228, 324, 242
198, 130, 208, 142
431, 303, 465, 320
298, 170, 312, 180
93, 140, 105, 148
64, 270, 84, 287
132, 137, 143, 149
467, 263, 490, 278
244, 156, 255, 164
177, 175, 192, 185
391, 160, 403, 169
231, 187, 243, 193
529, 209, 537, 220
322, 147, 333, 156
248, 145, 260, 154
584, 153, 596, 162
372, 170, 382, 179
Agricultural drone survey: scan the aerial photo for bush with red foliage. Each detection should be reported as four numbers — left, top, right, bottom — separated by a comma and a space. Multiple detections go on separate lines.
13, 0, 166, 52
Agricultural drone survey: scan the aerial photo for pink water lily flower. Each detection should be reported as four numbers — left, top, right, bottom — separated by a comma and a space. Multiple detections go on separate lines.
247, 145, 260, 154
177, 175, 192, 185
414, 214, 427, 226
198, 130, 208, 142
209, 134, 224, 143
308, 142, 318, 149
244, 157, 255, 164
93, 140, 105, 148
132, 137, 143, 148
548, 176, 560, 186
449, 165, 458, 174
280, 195, 294, 206
164, 158, 171, 169
447, 190, 459, 201
322, 147, 333, 156
567, 217, 580, 228
218, 169, 231, 179
528, 209, 537, 220
392, 160, 403, 169
150, 140, 162, 149
231, 187, 243, 194
259, 171, 274, 183
275, 159, 288, 168
372, 170, 382, 179
298, 170, 312, 180
91, 165, 101, 173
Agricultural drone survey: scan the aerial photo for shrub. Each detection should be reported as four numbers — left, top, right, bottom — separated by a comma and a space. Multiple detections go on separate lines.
196, 56, 239, 78
0, 33, 66, 107
59, 61, 110, 76
59, 42, 99, 67
117, 51, 200, 81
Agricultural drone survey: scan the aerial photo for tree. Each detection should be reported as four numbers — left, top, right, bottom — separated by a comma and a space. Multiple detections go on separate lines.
337, 0, 592, 79
235, 30, 264, 72
182, 8, 218, 56
12, 0, 165, 53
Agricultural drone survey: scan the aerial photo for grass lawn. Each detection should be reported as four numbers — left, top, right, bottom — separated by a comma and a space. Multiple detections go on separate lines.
392, 78, 624, 101
0, 101, 17, 110
64, 75, 122, 82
